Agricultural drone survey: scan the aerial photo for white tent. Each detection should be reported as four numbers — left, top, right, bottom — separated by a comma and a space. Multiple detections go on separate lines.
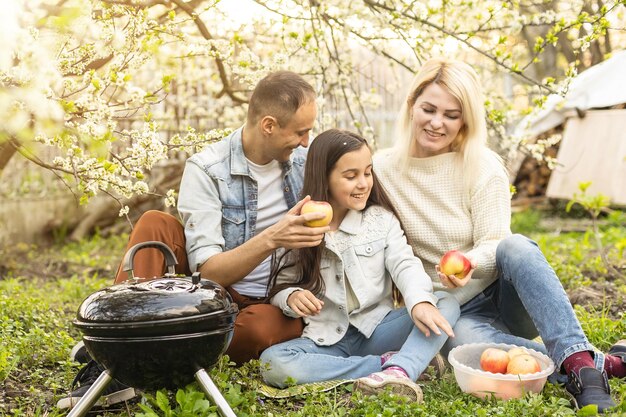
513, 50, 626, 206
515, 50, 626, 138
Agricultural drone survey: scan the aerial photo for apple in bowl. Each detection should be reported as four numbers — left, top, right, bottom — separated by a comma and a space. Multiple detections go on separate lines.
507, 353, 541, 375
479, 347, 541, 375
479, 347, 510, 374
448, 343, 555, 401
507, 347, 529, 360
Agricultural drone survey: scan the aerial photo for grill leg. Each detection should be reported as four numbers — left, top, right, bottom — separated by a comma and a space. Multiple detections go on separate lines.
195, 368, 237, 417
66, 369, 113, 417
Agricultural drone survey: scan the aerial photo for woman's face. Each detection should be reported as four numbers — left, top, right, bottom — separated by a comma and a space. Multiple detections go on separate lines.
410, 83, 464, 158
328, 145, 373, 224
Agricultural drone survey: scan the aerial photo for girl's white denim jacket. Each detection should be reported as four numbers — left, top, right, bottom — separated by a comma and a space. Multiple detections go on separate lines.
271, 205, 438, 346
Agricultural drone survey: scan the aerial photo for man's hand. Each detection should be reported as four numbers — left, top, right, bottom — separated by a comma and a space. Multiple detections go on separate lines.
410, 302, 455, 338
436, 257, 477, 289
265, 196, 330, 250
287, 289, 324, 317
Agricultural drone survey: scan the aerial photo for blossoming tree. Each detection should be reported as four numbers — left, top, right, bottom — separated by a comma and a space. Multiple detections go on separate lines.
1, 0, 623, 237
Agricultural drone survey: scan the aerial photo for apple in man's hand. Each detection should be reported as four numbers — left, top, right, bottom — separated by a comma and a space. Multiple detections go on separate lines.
479, 347, 510, 374
506, 353, 541, 375
301, 200, 333, 227
439, 250, 472, 278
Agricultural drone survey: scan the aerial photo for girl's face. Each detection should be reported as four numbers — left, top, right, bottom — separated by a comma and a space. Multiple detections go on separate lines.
410, 83, 464, 158
327, 145, 373, 226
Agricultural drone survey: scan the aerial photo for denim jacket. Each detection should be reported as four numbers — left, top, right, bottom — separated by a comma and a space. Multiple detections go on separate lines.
178, 127, 307, 272
271, 205, 438, 346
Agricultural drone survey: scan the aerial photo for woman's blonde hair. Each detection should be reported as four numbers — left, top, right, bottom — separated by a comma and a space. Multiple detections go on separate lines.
392, 57, 493, 195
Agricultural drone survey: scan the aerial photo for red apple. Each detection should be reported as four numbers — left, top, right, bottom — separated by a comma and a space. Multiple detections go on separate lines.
439, 250, 472, 278
301, 200, 333, 227
506, 353, 541, 375
507, 347, 529, 361
480, 347, 510, 374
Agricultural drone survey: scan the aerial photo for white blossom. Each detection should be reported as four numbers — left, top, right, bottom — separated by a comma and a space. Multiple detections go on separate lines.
165, 189, 177, 208
2, 0, 622, 211
119, 205, 130, 217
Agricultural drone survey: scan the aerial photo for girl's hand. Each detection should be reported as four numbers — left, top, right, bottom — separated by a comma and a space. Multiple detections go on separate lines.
436, 258, 477, 288
410, 302, 455, 338
287, 290, 324, 317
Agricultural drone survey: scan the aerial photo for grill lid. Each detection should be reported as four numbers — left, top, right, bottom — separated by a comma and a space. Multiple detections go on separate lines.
73, 241, 238, 336
76, 277, 234, 322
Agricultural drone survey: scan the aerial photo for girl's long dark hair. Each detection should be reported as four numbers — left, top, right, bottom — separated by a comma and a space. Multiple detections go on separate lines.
267, 129, 403, 301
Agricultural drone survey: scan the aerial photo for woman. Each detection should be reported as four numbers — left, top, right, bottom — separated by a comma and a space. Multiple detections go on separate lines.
260, 129, 460, 402
374, 57, 625, 412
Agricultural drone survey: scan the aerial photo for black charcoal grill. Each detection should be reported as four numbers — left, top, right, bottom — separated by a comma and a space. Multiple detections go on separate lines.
66, 241, 238, 417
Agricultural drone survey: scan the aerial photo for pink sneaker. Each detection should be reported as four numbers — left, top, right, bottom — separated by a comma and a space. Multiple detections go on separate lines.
354, 367, 423, 402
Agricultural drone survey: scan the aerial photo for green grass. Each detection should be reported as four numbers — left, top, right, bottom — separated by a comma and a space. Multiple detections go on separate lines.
1, 209, 626, 416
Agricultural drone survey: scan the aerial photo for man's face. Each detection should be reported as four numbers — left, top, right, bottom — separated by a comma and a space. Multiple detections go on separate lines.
267, 100, 317, 162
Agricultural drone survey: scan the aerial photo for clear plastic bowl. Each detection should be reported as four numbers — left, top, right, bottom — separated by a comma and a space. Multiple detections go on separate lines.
448, 342, 555, 400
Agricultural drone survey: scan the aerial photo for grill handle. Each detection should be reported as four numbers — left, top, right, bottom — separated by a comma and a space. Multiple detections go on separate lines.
122, 241, 178, 279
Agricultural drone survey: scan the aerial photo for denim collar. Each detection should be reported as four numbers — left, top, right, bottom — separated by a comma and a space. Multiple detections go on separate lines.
230, 126, 293, 176
229, 127, 249, 176
337, 209, 362, 235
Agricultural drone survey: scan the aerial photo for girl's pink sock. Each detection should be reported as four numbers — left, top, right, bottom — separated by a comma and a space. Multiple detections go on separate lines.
384, 365, 410, 378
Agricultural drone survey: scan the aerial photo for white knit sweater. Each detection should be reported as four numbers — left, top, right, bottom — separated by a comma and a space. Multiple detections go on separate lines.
373, 150, 512, 305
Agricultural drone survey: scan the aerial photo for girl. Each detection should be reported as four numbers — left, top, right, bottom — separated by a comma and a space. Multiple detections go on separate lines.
259, 129, 460, 401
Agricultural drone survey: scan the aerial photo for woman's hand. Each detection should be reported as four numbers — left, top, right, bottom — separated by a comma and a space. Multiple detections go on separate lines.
436, 257, 477, 288
410, 302, 455, 338
287, 290, 324, 317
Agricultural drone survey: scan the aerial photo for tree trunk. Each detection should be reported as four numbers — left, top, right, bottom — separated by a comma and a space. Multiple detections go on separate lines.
0, 138, 19, 175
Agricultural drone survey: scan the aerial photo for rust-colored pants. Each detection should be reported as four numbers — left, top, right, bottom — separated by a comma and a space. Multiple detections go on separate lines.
114, 210, 304, 365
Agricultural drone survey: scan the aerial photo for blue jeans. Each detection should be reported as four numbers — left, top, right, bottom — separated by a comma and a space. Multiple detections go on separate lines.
442, 234, 596, 373
260, 291, 460, 388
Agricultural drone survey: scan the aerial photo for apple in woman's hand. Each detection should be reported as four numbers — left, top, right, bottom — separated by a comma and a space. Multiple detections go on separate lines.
439, 250, 471, 278
301, 201, 333, 227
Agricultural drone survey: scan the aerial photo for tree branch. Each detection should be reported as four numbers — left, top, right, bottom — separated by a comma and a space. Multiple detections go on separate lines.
100, 0, 168, 8
168, 0, 247, 104
361, 0, 558, 93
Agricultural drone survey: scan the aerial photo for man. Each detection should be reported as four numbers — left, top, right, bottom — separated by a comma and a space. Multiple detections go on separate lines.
58, 71, 330, 409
